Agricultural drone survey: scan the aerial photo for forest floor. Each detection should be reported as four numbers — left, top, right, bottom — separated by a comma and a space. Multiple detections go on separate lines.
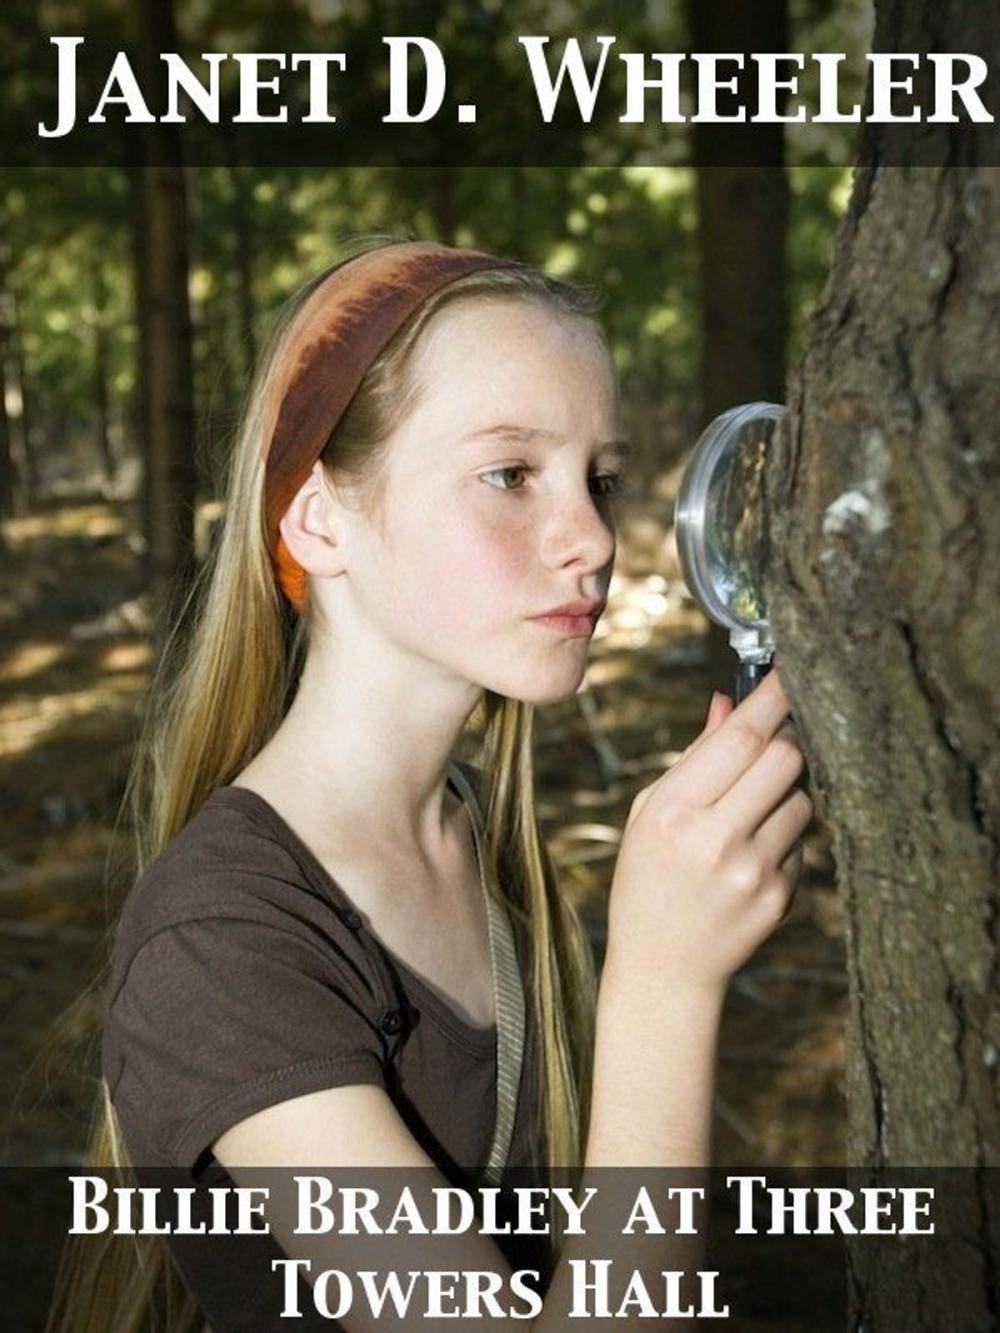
0, 483, 847, 1329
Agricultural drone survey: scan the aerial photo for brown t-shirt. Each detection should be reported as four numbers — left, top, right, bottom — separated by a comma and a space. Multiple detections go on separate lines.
101, 762, 546, 1330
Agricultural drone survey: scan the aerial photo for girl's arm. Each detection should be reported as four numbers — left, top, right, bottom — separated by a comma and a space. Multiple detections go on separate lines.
214, 667, 808, 1330
214, 980, 723, 1333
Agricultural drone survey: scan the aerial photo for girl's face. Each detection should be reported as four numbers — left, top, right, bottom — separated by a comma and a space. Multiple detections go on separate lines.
332, 297, 626, 705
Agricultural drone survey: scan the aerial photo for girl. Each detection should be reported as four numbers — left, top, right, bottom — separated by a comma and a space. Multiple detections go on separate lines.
50, 237, 808, 1331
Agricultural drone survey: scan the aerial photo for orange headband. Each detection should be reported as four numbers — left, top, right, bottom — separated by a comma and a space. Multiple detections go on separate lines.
261, 240, 522, 610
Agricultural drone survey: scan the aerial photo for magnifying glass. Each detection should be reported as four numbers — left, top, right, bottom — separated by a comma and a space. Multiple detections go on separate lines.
674, 402, 784, 704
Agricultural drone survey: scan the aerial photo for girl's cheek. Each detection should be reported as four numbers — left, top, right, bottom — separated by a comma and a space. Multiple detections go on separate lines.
467, 508, 536, 579
414, 516, 532, 616
397, 482, 536, 603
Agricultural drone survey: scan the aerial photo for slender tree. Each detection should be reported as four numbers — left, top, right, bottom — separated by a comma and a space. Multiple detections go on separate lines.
688, 0, 791, 693
227, 166, 258, 382
130, 0, 196, 648
9, 287, 34, 506
91, 257, 115, 492
0, 222, 13, 527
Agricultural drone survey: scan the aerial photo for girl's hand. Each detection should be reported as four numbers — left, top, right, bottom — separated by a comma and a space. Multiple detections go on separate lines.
604, 668, 811, 999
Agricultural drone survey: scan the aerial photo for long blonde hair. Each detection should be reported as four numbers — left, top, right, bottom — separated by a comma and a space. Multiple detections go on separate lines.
46, 238, 605, 1331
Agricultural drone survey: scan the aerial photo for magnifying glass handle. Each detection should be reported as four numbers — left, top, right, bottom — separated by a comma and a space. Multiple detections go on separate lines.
735, 660, 772, 703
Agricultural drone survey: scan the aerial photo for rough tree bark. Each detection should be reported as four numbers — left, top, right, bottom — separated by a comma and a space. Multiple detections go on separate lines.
768, 39, 1000, 1333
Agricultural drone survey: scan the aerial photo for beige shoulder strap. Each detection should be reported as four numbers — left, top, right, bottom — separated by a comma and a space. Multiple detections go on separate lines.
447, 762, 526, 1184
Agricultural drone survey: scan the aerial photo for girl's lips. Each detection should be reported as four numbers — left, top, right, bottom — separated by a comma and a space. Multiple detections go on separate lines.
529, 612, 598, 637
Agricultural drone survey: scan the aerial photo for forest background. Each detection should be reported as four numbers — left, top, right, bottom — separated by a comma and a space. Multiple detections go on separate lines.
11, 0, 984, 1325
1, 0, 869, 1173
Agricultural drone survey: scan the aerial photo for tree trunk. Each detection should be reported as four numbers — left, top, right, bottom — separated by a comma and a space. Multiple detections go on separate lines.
0, 352, 11, 535
769, 110, 1000, 1333
91, 258, 115, 492
430, 167, 459, 244
509, 167, 527, 256
228, 166, 258, 384
0, 222, 13, 527
694, 167, 789, 417
9, 288, 35, 506
129, 163, 153, 571
137, 164, 196, 646
132, 0, 196, 649
688, 0, 790, 696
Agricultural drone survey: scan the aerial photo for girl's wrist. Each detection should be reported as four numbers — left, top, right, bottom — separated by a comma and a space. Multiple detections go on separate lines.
598, 948, 730, 1021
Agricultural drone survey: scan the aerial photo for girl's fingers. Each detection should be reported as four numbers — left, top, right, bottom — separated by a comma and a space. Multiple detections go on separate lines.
780, 843, 804, 880
631, 692, 734, 820
776, 843, 805, 922
667, 669, 793, 808
706, 691, 734, 733
715, 723, 805, 839
674, 691, 733, 766
754, 787, 814, 869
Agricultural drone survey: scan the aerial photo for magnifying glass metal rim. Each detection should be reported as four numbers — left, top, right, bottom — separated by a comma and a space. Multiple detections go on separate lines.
673, 400, 784, 635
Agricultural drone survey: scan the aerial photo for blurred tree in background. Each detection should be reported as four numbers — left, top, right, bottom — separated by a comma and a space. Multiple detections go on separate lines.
0, 13, 873, 1324
0, 159, 851, 552
0, 0, 868, 645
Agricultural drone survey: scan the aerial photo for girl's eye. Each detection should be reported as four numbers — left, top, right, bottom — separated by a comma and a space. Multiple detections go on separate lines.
481, 466, 532, 491
480, 468, 627, 496
591, 473, 626, 498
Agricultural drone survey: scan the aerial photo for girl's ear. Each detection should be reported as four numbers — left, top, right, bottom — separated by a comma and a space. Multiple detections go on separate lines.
277, 460, 348, 581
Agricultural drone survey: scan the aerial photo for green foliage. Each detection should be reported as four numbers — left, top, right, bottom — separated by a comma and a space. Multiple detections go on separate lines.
0, 0, 870, 492
2, 168, 133, 442
7, 155, 849, 491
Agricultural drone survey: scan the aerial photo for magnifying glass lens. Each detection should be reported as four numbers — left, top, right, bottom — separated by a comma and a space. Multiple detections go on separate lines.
674, 402, 784, 700
707, 416, 770, 627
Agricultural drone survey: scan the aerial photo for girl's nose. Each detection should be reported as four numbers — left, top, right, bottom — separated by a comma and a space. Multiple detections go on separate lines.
541, 491, 616, 573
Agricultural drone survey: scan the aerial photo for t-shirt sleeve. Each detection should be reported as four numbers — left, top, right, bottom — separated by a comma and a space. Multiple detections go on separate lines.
106, 914, 388, 1173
